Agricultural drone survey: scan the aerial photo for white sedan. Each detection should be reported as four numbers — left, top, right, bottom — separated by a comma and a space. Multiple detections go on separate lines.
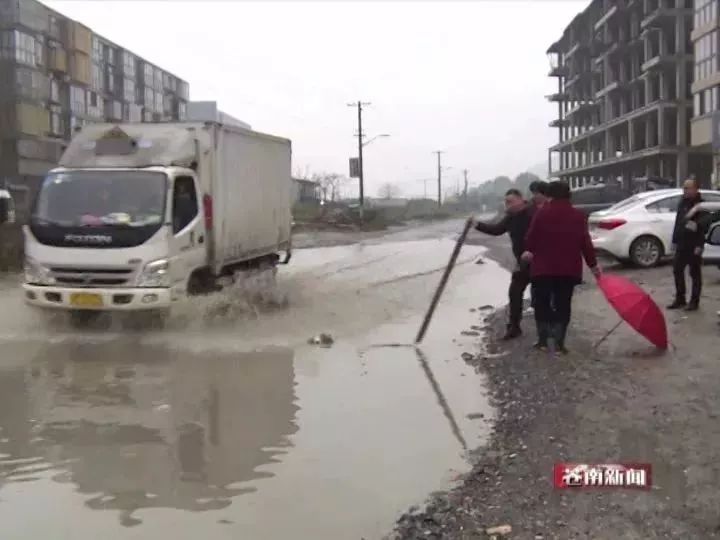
588, 188, 720, 268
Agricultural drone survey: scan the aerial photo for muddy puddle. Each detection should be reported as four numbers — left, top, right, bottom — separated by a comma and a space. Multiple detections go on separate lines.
0, 231, 510, 539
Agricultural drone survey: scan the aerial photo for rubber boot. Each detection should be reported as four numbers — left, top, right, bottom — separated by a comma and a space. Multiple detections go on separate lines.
502, 323, 522, 340
667, 298, 686, 310
553, 322, 569, 355
533, 321, 549, 351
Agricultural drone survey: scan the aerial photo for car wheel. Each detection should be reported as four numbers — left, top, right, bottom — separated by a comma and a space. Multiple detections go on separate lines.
629, 236, 663, 268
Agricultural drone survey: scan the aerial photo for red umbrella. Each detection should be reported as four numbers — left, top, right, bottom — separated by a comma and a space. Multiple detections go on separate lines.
596, 274, 668, 350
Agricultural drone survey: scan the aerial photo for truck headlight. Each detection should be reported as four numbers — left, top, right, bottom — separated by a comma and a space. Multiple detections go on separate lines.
137, 259, 171, 288
24, 257, 55, 285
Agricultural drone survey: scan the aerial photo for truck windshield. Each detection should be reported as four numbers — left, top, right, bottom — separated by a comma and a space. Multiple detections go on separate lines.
33, 170, 167, 227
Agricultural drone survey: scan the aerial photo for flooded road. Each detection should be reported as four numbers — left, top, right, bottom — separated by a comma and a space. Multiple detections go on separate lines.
0, 219, 509, 540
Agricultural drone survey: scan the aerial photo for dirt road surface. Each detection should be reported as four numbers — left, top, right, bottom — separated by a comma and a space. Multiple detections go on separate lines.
392, 246, 720, 539
0, 218, 508, 540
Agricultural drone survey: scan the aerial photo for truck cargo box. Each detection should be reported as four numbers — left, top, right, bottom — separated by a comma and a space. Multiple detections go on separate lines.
59, 122, 292, 275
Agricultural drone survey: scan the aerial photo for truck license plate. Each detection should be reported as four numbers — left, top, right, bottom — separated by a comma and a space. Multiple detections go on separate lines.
70, 293, 103, 307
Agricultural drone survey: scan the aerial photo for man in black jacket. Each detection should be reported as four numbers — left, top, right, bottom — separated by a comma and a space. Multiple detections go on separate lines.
473, 184, 547, 339
668, 178, 708, 311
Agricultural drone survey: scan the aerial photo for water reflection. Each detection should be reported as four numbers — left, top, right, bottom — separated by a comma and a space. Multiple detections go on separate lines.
0, 342, 298, 526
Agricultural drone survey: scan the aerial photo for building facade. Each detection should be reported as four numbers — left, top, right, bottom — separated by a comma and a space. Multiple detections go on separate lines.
0, 0, 189, 214
546, 0, 713, 189
689, 0, 720, 184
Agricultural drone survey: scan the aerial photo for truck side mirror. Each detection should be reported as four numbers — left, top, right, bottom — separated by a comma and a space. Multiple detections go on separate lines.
707, 223, 720, 246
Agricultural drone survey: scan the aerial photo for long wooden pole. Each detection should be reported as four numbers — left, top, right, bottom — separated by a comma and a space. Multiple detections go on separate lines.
415, 216, 473, 344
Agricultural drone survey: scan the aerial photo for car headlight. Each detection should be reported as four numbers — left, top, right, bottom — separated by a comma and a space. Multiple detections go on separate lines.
24, 257, 55, 285
136, 258, 171, 288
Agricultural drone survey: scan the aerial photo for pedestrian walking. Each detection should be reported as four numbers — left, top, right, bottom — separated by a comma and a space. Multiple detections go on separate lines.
667, 177, 709, 312
521, 180, 600, 354
472, 182, 548, 340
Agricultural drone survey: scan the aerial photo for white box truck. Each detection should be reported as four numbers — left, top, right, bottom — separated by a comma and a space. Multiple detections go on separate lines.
22, 121, 292, 321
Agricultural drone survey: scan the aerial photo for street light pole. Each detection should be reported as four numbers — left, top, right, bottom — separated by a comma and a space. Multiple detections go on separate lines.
434, 151, 445, 207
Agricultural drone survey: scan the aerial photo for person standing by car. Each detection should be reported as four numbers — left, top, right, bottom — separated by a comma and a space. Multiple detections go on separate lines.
667, 178, 708, 311
521, 181, 601, 354
472, 184, 546, 340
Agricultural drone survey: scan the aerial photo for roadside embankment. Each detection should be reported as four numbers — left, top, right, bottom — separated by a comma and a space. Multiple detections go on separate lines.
391, 257, 720, 539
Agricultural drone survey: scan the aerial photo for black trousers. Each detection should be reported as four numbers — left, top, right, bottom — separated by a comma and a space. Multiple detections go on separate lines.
508, 267, 531, 328
673, 249, 702, 303
532, 276, 577, 327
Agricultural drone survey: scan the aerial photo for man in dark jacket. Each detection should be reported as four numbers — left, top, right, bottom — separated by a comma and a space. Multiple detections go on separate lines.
668, 178, 708, 311
522, 181, 600, 354
472, 183, 547, 340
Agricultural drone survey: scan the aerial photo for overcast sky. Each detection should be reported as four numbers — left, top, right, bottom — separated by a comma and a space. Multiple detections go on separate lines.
48, 0, 584, 198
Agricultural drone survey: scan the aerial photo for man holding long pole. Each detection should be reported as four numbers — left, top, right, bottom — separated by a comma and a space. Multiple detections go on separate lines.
471, 181, 548, 340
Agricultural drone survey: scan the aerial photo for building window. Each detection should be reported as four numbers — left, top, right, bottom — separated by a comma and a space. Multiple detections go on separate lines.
105, 67, 116, 96
91, 63, 103, 91
144, 62, 154, 85
92, 37, 102, 63
69, 115, 85, 133
155, 92, 164, 114
15, 68, 49, 101
50, 106, 64, 136
123, 51, 135, 79
178, 80, 189, 100
50, 78, 59, 102
178, 101, 187, 121
87, 91, 103, 119
0, 30, 42, 67
104, 44, 115, 65
144, 86, 154, 108
104, 99, 122, 120
695, 30, 719, 81
153, 69, 162, 91
695, 0, 718, 30
124, 78, 136, 103
70, 85, 86, 115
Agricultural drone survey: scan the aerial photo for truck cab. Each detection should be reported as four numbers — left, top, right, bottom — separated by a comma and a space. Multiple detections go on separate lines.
23, 166, 206, 314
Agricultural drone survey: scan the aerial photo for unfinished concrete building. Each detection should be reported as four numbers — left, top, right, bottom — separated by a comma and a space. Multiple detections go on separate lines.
689, 0, 720, 182
546, 0, 712, 189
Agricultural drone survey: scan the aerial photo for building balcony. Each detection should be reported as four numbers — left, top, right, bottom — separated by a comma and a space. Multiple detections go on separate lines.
565, 100, 599, 118
595, 80, 630, 99
549, 118, 568, 128
549, 65, 569, 77
641, 53, 692, 72
641, 7, 692, 30
566, 41, 589, 59
594, 5, 619, 31
546, 92, 569, 102
566, 69, 599, 89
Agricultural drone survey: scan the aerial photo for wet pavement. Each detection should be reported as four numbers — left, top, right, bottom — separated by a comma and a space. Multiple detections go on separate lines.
0, 219, 509, 540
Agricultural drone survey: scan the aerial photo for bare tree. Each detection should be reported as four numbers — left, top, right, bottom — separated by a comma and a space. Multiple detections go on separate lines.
312, 172, 347, 202
377, 182, 401, 199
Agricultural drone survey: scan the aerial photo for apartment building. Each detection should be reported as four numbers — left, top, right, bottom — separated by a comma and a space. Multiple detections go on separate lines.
546, 0, 711, 189
0, 0, 190, 212
689, 0, 720, 183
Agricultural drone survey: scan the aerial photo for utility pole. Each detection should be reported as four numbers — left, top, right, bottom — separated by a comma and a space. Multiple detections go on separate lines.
348, 100, 371, 219
463, 169, 469, 203
434, 151, 444, 207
